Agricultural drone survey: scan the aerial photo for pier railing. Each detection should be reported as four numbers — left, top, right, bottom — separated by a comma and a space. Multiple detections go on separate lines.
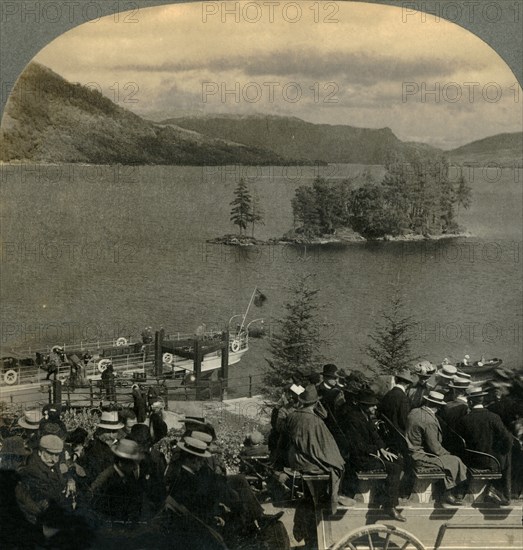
1, 372, 267, 413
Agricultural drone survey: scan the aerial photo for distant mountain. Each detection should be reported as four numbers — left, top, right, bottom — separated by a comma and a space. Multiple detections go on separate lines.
161, 114, 443, 165
446, 132, 522, 166
0, 63, 285, 165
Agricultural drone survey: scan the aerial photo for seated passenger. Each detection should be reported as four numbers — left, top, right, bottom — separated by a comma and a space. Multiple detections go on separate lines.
379, 369, 413, 434
408, 361, 436, 410
283, 385, 347, 513
456, 386, 513, 505
339, 390, 406, 521
440, 377, 470, 430
406, 391, 468, 507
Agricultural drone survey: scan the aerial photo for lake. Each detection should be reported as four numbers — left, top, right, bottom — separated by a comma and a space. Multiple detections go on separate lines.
0, 163, 521, 392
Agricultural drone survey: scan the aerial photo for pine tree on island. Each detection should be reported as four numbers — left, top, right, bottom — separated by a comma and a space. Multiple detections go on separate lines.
230, 178, 252, 236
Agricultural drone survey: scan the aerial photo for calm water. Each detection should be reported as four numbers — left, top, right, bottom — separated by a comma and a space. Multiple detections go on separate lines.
0, 163, 521, 386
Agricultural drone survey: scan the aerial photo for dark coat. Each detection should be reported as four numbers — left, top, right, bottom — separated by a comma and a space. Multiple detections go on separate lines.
149, 412, 168, 444
284, 408, 344, 475
168, 464, 229, 528
77, 438, 115, 485
0, 470, 41, 548
440, 400, 469, 429
141, 448, 167, 514
90, 465, 145, 523
456, 407, 513, 466
488, 397, 523, 428
16, 452, 68, 523
379, 386, 410, 433
338, 405, 385, 468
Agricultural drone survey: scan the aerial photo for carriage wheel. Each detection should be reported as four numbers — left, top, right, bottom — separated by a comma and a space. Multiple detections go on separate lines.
331, 524, 425, 550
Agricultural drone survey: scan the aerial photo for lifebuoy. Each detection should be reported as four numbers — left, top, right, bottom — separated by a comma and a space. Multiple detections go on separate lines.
163, 353, 174, 364
230, 339, 241, 353
97, 359, 112, 373
116, 337, 128, 347
3, 369, 18, 385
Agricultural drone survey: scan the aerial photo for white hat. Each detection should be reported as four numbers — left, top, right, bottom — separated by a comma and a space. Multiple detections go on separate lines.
97, 411, 124, 430
177, 436, 211, 458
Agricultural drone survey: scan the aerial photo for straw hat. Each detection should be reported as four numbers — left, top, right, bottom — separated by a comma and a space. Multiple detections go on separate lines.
466, 386, 488, 398
112, 438, 144, 461
177, 436, 211, 458
438, 365, 458, 379
448, 377, 471, 389
424, 391, 446, 406
18, 410, 43, 430
190, 431, 213, 444
97, 411, 124, 430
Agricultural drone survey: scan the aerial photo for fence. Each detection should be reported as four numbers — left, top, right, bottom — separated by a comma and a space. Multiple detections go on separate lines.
0, 371, 267, 414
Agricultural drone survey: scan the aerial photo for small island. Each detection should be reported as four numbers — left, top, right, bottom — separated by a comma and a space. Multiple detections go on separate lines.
209, 152, 472, 246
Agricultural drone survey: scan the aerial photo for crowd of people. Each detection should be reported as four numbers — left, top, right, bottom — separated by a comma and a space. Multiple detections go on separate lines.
267, 361, 523, 535
0, 361, 522, 549
0, 385, 285, 549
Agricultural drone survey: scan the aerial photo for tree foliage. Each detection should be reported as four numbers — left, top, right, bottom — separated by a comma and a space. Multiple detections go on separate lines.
248, 189, 265, 238
230, 178, 252, 235
366, 288, 421, 376
291, 154, 472, 239
264, 275, 329, 397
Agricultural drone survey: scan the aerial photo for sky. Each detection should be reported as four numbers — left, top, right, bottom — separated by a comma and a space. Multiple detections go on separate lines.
33, 1, 522, 150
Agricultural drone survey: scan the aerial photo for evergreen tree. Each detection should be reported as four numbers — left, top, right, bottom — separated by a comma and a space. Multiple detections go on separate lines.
248, 189, 265, 238
230, 178, 252, 235
366, 288, 420, 376
264, 275, 329, 397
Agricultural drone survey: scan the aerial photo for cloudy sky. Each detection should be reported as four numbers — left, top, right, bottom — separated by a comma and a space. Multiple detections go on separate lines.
33, 2, 522, 149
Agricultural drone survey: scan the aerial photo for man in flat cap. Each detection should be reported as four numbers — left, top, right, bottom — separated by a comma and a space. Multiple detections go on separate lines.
16, 435, 75, 523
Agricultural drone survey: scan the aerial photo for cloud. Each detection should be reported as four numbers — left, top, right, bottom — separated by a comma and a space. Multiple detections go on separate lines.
26, 1, 522, 149
113, 49, 484, 85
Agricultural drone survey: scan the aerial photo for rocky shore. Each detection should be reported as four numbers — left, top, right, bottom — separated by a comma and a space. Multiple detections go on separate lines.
208, 229, 472, 247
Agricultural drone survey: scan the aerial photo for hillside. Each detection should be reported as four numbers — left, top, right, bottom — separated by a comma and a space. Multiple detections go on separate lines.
161, 114, 443, 165
446, 132, 522, 166
0, 63, 286, 165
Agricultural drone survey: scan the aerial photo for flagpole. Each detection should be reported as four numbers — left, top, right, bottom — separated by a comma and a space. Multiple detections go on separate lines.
239, 287, 257, 333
